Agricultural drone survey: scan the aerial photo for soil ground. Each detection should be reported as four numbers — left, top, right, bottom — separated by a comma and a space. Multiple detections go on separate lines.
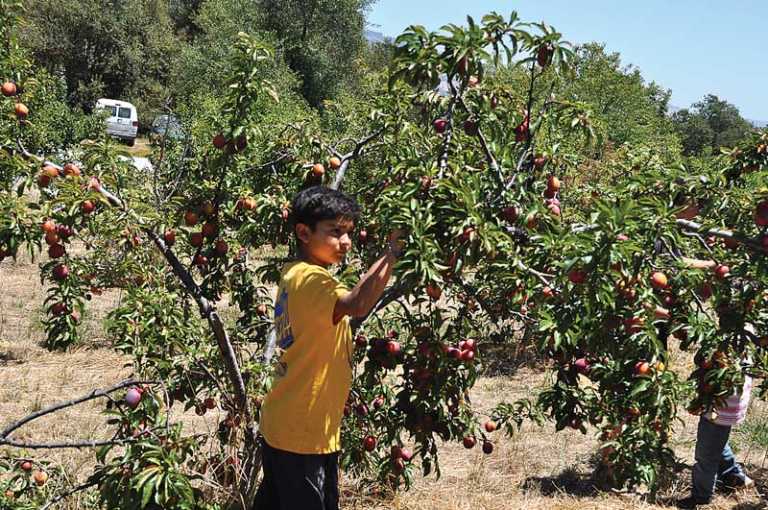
1, 252, 766, 509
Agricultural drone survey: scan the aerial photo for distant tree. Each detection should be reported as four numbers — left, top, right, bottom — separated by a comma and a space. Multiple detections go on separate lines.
672, 94, 753, 156
567, 43, 679, 152
20, 0, 181, 126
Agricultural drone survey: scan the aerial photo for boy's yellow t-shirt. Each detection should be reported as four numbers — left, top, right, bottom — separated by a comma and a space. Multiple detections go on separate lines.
258, 261, 353, 454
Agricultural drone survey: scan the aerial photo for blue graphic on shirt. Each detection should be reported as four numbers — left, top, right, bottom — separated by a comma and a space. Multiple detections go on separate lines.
274, 289, 294, 349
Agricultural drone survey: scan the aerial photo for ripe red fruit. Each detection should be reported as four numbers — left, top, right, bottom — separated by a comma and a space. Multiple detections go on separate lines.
1, 82, 16, 97
723, 237, 739, 250
482, 441, 494, 454
755, 201, 768, 226
463, 119, 478, 136
574, 358, 590, 375
501, 205, 519, 223
616, 233, 629, 242
213, 134, 227, 150
358, 229, 368, 244
14, 103, 29, 119
63, 163, 81, 177
426, 283, 442, 301
312, 163, 325, 177
44, 231, 60, 246
400, 447, 413, 462
537, 43, 554, 68
184, 211, 198, 227
48, 244, 65, 259
125, 388, 142, 408
484, 421, 497, 433
20, 461, 32, 472
546, 175, 561, 192
533, 155, 548, 168
52, 264, 69, 281
163, 229, 176, 246
461, 349, 475, 362
634, 361, 651, 376
514, 122, 528, 142
41, 220, 56, 234
713, 264, 730, 279
462, 436, 476, 449
650, 272, 669, 290
433, 118, 448, 134
189, 232, 204, 247
329, 157, 342, 170
32, 471, 47, 486
386, 341, 401, 355
204, 397, 216, 410
568, 269, 587, 284
194, 254, 208, 267
202, 222, 218, 238
392, 457, 406, 474
363, 435, 376, 452
547, 203, 561, 217
447, 347, 461, 359
215, 239, 229, 256
50, 302, 68, 316
81, 200, 95, 215
355, 403, 369, 416
464, 338, 476, 351
56, 225, 73, 239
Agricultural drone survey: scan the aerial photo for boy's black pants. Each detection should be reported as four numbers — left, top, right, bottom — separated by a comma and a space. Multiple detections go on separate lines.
253, 439, 340, 510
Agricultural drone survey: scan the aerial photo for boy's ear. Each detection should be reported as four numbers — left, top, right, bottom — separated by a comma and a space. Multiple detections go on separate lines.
295, 223, 312, 245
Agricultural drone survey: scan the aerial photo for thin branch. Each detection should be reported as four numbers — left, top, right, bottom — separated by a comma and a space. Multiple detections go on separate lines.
40, 479, 101, 510
676, 219, 765, 252
1, 379, 154, 439
331, 128, 385, 190
351, 284, 408, 333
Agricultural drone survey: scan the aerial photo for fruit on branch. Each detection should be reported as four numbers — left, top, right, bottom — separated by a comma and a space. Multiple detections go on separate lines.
81, 200, 95, 215
202, 222, 218, 238
574, 357, 590, 375
194, 254, 208, 267
546, 175, 561, 192
547, 202, 561, 217
14, 103, 28, 120
392, 458, 406, 474
213, 134, 227, 150
312, 163, 325, 177
482, 441, 494, 454
463, 119, 478, 136
41, 220, 56, 234
697, 282, 713, 301
501, 205, 519, 223
363, 435, 377, 452
44, 231, 60, 246
256, 304, 268, 316
281, 208, 290, 222
457, 56, 468, 76
433, 118, 448, 134
189, 232, 204, 248
533, 155, 548, 169
1, 81, 16, 97
238, 197, 256, 211
125, 387, 143, 408
52, 264, 69, 281
56, 225, 73, 239
713, 264, 730, 279
184, 211, 199, 227
537, 43, 554, 68
514, 117, 529, 142
634, 361, 651, 376
462, 436, 476, 449
723, 237, 739, 250
755, 201, 768, 226
329, 157, 342, 170
48, 243, 65, 259
386, 341, 401, 355
568, 269, 587, 284
484, 421, 497, 433
50, 302, 67, 316
650, 271, 669, 290
62, 163, 81, 177
461, 349, 475, 362
32, 471, 48, 486
163, 229, 176, 246
214, 239, 229, 256
426, 283, 442, 301
526, 213, 539, 230
204, 397, 216, 410
20, 461, 32, 472
459, 226, 475, 243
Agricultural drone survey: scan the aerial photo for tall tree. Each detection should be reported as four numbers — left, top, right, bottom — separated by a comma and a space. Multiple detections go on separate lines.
258, 0, 374, 107
672, 95, 753, 156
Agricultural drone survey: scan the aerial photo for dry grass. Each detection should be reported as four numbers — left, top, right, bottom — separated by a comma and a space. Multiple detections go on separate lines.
1, 253, 766, 509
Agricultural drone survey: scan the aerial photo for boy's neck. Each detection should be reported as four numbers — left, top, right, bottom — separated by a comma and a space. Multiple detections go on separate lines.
298, 252, 331, 269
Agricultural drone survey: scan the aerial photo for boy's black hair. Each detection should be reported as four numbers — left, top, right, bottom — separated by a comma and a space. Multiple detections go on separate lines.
290, 186, 360, 232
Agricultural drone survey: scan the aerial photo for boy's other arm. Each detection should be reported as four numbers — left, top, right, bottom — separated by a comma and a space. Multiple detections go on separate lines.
333, 231, 403, 324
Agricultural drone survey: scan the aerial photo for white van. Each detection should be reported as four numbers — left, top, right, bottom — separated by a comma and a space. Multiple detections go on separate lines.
95, 98, 138, 146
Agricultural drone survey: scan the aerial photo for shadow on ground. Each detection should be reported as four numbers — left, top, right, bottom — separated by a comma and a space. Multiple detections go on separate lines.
522, 466, 600, 498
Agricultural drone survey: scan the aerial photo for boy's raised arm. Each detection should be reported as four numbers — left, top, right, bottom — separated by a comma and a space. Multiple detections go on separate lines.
333, 230, 404, 324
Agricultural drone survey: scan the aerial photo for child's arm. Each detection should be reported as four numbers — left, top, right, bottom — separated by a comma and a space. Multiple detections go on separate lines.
333, 231, 404, 323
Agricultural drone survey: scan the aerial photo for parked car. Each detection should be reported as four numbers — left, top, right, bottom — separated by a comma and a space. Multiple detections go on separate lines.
149, 114, 184, 143
95, 98, 138, 146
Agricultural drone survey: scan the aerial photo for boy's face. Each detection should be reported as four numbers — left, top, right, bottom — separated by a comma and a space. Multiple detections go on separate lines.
296, 217, 354, 266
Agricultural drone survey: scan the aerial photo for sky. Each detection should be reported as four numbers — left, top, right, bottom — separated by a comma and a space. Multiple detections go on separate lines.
367, 0, 768, 122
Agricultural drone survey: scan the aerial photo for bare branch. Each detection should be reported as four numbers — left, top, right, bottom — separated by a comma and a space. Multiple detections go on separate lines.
40, 479, 101, 510
330, 128, 385, 190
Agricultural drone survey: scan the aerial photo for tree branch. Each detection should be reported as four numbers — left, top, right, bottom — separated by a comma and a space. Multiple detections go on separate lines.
330, 128, 385, 190
40, 478, 101, 510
